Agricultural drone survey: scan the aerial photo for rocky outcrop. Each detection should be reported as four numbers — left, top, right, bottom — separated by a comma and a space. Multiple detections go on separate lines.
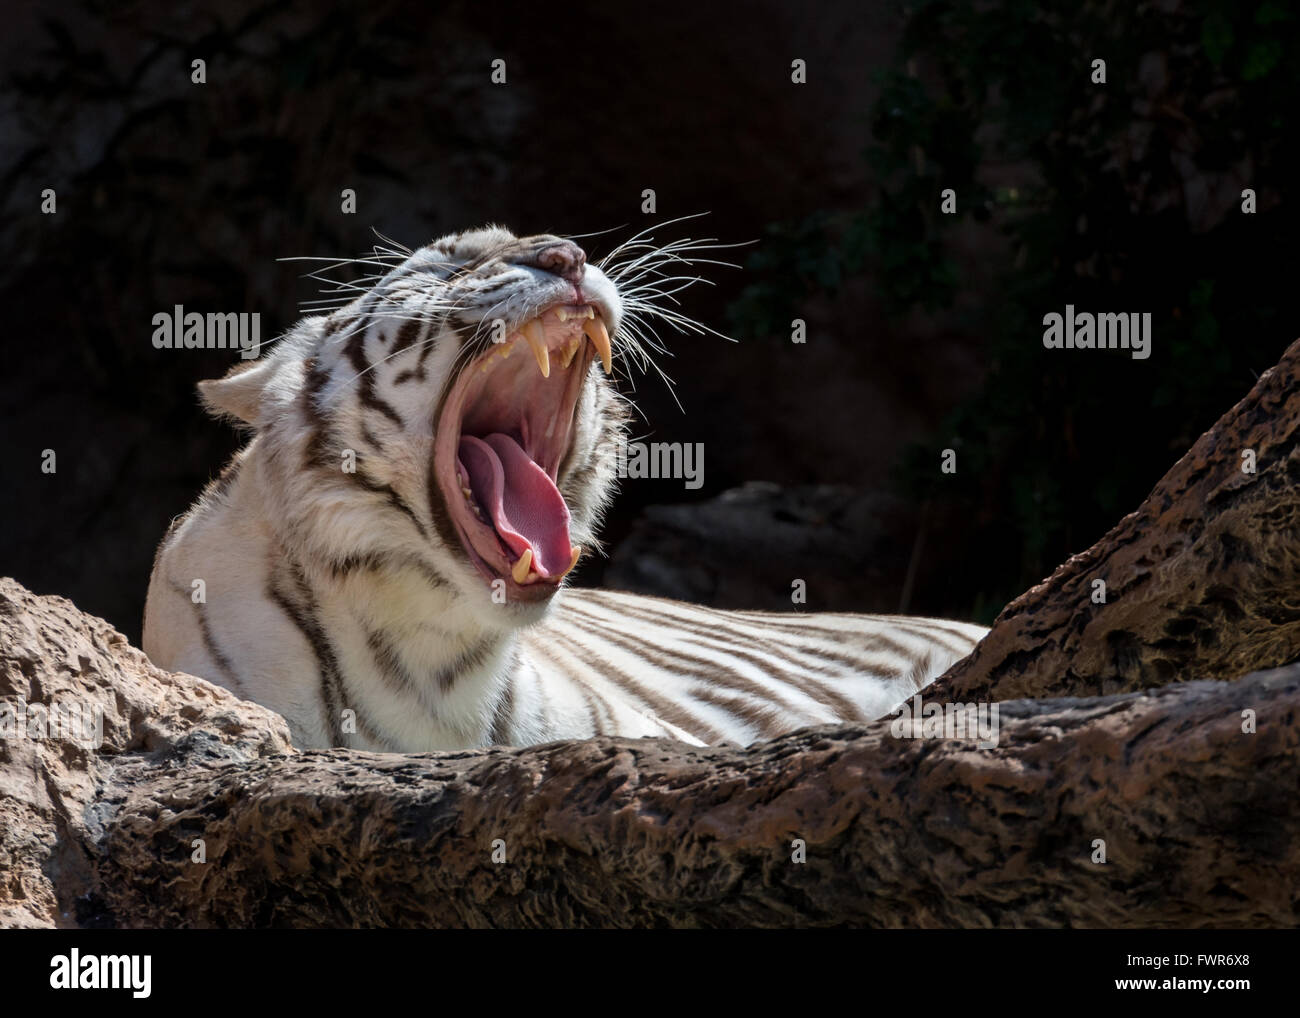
932, 334, 1300, 703
2, 574, 1295, 928
602, 482, 908, 611
0, 581, 291, 928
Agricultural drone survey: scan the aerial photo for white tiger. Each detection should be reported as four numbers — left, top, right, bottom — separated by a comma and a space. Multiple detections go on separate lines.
143, 225, 987, 750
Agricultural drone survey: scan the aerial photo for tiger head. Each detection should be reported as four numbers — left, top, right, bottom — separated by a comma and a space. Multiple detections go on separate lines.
197, 226, 635, 626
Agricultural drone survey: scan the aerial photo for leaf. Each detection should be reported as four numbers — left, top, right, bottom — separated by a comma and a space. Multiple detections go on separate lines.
1241, 39, 1283, 80
1202, 13, 1234, 68
1254, 1, 1293, 27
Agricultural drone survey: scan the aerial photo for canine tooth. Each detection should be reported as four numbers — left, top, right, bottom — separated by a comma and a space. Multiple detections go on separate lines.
511, 548, 533, 584
555, 308, 569, 322
584, 317, 612, 374
521, 320, 550, 378
561, 546, 582, 578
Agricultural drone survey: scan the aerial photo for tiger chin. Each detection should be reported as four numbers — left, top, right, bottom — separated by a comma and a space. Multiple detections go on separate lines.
144, 224, 988, 752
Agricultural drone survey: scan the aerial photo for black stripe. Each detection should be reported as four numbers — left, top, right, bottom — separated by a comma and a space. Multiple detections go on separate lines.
612, 592, 933, 670
391, 316, 431, 385
300, 356, 334, 470
325, 550, 450, 590
351, 468, 430, 541
551, 617, 725, 743
569, 677, 603, 734
389, 318, 425, 358
595, 599, 867, 721
436, 637, 496, 694
414, 320, 441, 374
886, 618, 984, 656
344, 326, 405, 429
424, 433, 463, 558
170, 580, 248, 696
365, 625, 497, 698
360, 423, 383, 452
559, 610, 796, 737
265, 563, 352, 746
527, 639, 619, 733
487, 675, 516, 745
363, 626, 419, 701
685, 683, 784, 736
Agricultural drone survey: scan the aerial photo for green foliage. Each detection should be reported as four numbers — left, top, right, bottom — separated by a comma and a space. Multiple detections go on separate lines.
729, 0, 1300, 619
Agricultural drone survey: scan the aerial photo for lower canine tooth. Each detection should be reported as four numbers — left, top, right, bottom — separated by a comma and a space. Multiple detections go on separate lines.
521, 320, 550, 378
511, 548, 534, 584
561, 545, 582, 578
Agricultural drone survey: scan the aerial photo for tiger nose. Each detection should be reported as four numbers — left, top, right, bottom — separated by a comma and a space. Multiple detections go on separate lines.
535, 241, 586, 283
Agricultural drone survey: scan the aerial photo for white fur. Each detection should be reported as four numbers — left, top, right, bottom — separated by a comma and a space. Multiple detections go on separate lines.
144, 226, 987, 750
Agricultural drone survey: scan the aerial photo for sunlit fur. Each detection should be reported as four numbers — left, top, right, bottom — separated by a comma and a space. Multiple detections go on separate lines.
143, 223, 987, 751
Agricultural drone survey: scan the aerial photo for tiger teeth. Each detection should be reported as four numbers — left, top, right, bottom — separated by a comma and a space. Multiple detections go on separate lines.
521, 320, 550, 378
479, 343, 514, 373
511, 548, 533, 584
561, 545, 582, 578
583, 316, 612, 374
558, 335, 581, 369
555, 306, 594, 322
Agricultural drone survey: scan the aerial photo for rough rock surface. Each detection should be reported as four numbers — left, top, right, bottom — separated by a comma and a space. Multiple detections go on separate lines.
933, 336, 1300, 703
0, 580, 291, 928
602, 482, 908, 611
1, 574, 1296, 928
97, 667, 1299, 928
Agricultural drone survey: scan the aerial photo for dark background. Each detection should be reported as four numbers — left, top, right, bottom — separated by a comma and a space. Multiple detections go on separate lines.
2, 0, 1297, 644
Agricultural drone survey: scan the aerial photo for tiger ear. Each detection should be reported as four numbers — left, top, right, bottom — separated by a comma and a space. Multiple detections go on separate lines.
197, 357, 280, 426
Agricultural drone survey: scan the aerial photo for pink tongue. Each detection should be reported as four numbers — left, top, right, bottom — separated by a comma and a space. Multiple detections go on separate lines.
457, 433, 571, 578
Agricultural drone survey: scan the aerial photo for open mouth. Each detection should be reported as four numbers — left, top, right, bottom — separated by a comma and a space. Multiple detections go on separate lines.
434, 302, 613, 602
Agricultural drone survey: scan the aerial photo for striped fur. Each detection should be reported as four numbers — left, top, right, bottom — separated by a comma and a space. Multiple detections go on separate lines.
143, 225, 986, 750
